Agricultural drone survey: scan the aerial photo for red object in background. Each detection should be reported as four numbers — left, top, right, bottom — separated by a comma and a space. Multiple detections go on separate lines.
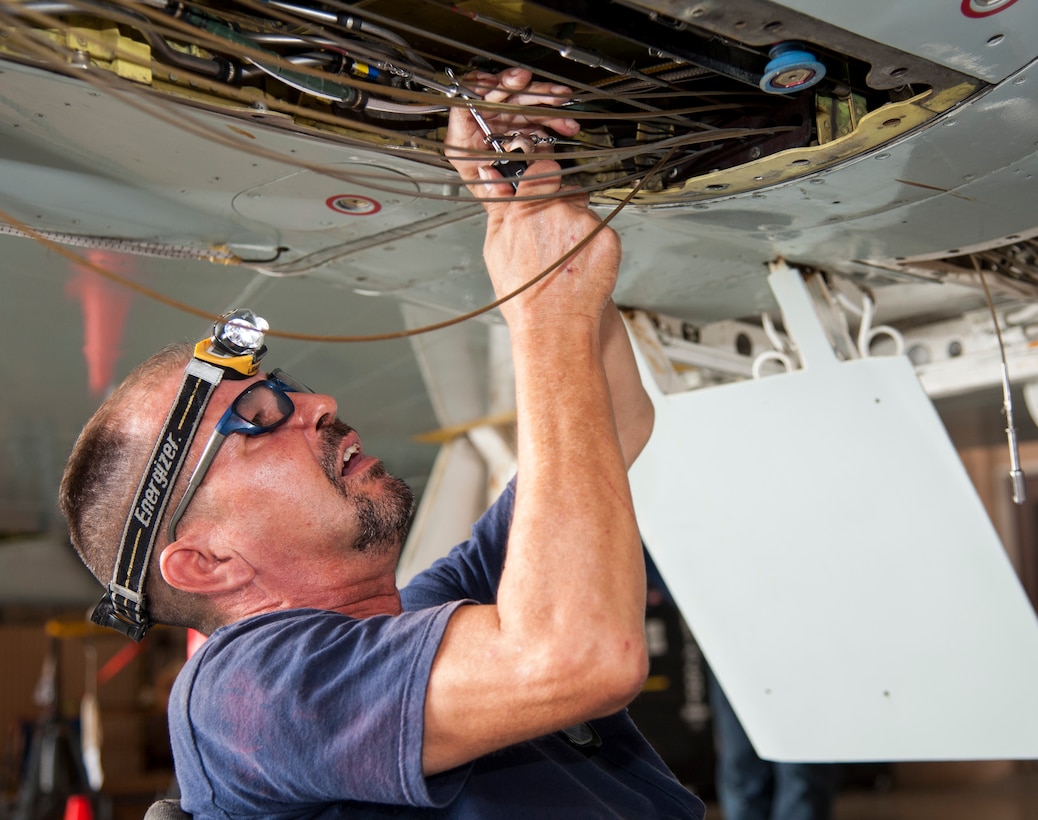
63, 794, 94, 820
961, 0, 1019, 17
64, 252, 133, 396
97, 640, 144, 686
187, 628, 207, 658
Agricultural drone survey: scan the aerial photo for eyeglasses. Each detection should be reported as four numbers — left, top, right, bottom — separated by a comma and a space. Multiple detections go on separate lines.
166, 369, 313, 542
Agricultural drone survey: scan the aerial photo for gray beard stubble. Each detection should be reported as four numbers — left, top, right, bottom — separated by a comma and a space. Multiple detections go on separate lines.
319, 420, 415, 555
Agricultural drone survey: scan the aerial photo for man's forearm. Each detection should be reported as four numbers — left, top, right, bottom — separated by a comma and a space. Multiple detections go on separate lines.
498, 317, 647, 678
600, 302, 654, 469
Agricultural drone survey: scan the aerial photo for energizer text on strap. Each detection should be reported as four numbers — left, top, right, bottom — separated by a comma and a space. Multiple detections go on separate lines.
91, 359, 224, 640
90, 308, 269, 641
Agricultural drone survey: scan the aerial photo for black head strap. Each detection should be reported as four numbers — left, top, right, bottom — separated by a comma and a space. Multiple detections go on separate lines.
90, 309, 268, 640
91, 359, 224, 640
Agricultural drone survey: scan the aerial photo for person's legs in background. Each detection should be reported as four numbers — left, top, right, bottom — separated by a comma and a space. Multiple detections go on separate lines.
707, 668, 774, 820
706, 668, 840, 820
771, 760, 840, 820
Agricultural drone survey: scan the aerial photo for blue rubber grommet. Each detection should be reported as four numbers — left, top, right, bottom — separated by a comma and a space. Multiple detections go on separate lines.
759, 42, 826, 94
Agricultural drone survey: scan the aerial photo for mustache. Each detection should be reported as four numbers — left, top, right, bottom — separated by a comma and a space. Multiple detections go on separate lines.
315, 417, 415, 554
322, 417, 354, 443
319, 418, 355, 481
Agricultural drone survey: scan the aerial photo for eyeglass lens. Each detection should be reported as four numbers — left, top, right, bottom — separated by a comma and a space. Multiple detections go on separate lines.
233, 382, 295, 430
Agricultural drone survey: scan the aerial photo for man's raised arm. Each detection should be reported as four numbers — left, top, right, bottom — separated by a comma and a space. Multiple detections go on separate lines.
417, 69, 650, 775
444, 67, 654, 470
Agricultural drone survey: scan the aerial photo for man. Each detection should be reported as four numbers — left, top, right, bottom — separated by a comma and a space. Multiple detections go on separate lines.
60, 68, 705, 818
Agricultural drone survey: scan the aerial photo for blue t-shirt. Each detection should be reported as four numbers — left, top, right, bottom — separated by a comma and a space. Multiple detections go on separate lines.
169, 482, 705, 818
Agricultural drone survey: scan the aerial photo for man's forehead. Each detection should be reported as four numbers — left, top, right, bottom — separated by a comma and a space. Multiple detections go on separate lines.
140, 366, 264, 444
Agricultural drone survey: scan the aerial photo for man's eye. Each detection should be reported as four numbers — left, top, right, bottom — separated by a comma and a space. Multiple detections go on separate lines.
250, 407, 280, 426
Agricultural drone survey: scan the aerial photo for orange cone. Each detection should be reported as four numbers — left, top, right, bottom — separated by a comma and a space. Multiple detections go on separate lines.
63, 795, 94, 820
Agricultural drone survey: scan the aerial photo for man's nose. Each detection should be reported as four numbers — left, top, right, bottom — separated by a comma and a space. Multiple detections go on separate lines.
289, 391, 340, 430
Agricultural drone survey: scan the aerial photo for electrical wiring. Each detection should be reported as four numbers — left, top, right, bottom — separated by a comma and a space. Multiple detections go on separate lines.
0, 1, 797, 213
752, 313, 797, 379
0, 0, 818, 201
0, 147, 672, 342
0, 0, 967, 345
834, 290, 906, 358
0, 8, 784, 208
973, 255, 1027, 504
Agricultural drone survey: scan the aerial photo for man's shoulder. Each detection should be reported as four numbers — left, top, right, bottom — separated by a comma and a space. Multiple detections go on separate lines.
168, 604, 468, 814
187, 608, 354, 661
177, 603, 465, 689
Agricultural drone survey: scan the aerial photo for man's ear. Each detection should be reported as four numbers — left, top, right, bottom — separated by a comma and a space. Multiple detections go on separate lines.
159, 534, 255, 594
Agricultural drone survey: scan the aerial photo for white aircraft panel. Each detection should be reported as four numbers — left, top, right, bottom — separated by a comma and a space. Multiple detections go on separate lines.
629, 264, 1038, 761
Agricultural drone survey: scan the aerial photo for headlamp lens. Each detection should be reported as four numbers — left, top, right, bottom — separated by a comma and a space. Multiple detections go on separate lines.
213, 308, 269, 356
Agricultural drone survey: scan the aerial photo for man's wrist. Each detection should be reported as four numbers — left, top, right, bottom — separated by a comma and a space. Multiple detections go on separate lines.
503, 310, 602, 344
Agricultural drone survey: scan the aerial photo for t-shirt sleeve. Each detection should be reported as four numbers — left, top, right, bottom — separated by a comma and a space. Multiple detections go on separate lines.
171, 603, 471, 815
401, 477, 516, 609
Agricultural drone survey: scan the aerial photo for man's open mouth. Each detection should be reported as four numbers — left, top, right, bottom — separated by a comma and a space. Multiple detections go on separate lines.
342, 442, 362, 477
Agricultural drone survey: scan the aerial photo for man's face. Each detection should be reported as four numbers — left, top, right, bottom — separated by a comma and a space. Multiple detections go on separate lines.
168, 369, 415, 567
312, 414, 416, 555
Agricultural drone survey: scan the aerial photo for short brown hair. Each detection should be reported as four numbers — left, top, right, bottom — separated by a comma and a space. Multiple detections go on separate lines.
60, 342, 215, 632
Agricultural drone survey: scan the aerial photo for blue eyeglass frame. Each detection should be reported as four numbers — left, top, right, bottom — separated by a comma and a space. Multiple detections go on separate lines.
165, 368, 313, 542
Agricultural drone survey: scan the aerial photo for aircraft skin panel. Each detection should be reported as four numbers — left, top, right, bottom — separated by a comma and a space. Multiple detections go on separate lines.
771, 0, 1036, 84
2, 50, 1036, 327
0, 155, 270, 248
626, 0, 1035, 84
608, 81, 984, 207
609, 56, 1038, 317
0, 1, 1034, 317
0, 60, 462, 252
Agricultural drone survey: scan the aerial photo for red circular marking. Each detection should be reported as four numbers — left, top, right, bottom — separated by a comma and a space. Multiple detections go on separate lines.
961, 0, 1018, 18
325, 194, 381, 215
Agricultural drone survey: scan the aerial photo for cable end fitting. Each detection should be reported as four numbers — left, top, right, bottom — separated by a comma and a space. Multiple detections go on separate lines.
1011, 469, 1026, 505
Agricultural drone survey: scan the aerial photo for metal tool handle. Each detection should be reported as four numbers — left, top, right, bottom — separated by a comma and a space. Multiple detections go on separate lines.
491, 155, 527, 188
462, 91, 528, 190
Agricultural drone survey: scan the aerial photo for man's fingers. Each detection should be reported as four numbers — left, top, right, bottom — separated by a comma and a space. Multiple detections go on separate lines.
484, 84, 570, 108
469, 163, 521, 205
479, 69, 578, 135
513, 158, 563, 199
487, 66, 533, 94
467, 158, 563, 210
446, 67, 579, 199
502, 134, 536, 155
461, 70, 504, 98
560, 185, 591, 210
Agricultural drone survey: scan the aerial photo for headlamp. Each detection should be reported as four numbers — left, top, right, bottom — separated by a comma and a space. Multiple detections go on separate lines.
90, 308, 270, 640
193, 308, 269, 378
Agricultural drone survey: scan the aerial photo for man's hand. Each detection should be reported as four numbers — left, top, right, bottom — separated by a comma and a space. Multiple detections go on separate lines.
445, 67, 651, 466
445, 67, 579, 193
483, 159, 621, 331
445, 68, 618, 331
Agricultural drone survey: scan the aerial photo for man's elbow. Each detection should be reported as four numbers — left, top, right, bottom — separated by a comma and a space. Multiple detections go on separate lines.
583, 629, 651, 715
602, 635, 647, 714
